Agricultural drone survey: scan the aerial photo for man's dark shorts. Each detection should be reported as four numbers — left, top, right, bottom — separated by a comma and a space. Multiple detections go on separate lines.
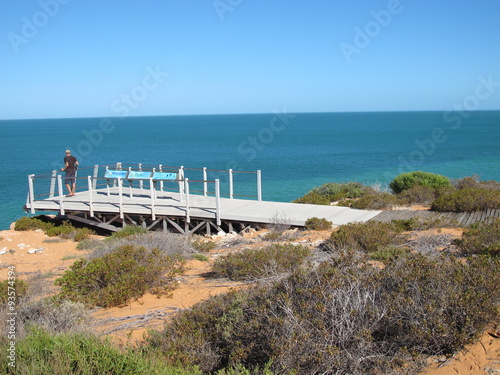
65, 171, 76, 185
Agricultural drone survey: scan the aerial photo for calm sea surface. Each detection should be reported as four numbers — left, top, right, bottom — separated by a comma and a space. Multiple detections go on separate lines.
0, 111, 499, 230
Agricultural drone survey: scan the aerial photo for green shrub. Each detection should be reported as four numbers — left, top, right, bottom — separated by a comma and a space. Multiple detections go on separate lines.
390, 217, 421, 232
73, 227, 96, 242
431, 187, 500, 212
349, 191, 399, 209
293, 192, 331, 205
389, 171, 451, 194
146, 254, 500, 374
0, 327, 198, 375
14, 216, 53, 232
370, 245, 410, 262
192, 238, 217, 252
211, 244, 311, 281
45, 221, 76, 238
397, 184, 436, 205
108, 225, 148, 240
311, 182, 370, 200
325, 221, 405, 253
55, 245, 186, 308
0, 278, 29, 304
305, 217, 332, 231
456, 218, 500, 256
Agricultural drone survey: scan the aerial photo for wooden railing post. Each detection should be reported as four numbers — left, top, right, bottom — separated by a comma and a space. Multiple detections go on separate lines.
159, 164, 164, 191
184, 178, 190, 223
28, 174, 35, 214
57, 175, 65, 215
49, 170, 57, 198
215, 179, 221, 226
87, 176, 94, 217
229, 169, 233, 199
150, 177, 156, 220
138, 163, 143, 189
93, 165, 99, 189
203, 167, 208, 196
118, 178, 123, 219
179, 166, 184, 202
257, 170, 262, 201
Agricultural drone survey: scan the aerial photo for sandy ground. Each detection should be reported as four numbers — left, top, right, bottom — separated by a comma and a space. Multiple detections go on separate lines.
0, 226, 498, 374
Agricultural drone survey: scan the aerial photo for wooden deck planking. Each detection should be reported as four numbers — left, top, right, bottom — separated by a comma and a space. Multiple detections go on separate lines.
28, 187, 381, 227
369, 208, 499, 226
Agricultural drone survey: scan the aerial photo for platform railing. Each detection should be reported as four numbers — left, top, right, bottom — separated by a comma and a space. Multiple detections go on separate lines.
26, 163, 259, 226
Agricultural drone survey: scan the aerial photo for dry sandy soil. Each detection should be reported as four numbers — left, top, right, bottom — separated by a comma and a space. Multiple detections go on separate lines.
0, 225, 498, 375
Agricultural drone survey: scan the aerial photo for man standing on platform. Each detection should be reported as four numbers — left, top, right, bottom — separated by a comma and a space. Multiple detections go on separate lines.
61, 150, 79, 197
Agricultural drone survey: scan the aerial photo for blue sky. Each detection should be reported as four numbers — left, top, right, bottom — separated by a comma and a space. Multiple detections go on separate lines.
1, 0, 500, 119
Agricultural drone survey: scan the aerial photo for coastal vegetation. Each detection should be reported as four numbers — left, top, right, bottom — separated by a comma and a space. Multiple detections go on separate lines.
294, 171, 500, 211
3, 173, 499, 374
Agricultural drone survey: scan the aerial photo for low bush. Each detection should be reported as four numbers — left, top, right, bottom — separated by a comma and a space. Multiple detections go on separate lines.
389, 171, 451, 194
73, 227, 96, 242
45, 221, 75, 238
89, 231, 195, 260
370, 245, 410, 262
431, 187, 500, 212
55, 245, 186, 308
14, 216, 53, 232
0, 327, 198, 375
108, 225, 149, 240
397, 184, 436, 205
456, 218, 500, 256
348, 191, 399, 210
211, 244, 311, 281
311, 182, 370, 200
191, 238, 217, 252
325, 221, 405, 253
293, 192, 331, 205
294, 182, 373, 205
305, 217, 333, 231
146, 254, 500, 374
0, 278, 29, 304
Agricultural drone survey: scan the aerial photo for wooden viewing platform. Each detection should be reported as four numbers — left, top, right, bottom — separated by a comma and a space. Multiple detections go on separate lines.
24, 163, 382, 234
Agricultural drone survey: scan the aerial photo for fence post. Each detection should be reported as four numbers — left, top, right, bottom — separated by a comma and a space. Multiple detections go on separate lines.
229, 169, 233, 199
184, 178, 190, 223
93, 165, 99, 189
138, 163, 143, 189
88, 176, 94, 217
179, 166, 184, 202
215, 179, 221, 226
203, 167, 208, 196
159, 164, 164, 191
57, 175, 65, 215
257, 170, 262, 201
28, 174, 35, 214
150, 177, 156, 220
118, 178, 123, 219
49, 170, 57, 198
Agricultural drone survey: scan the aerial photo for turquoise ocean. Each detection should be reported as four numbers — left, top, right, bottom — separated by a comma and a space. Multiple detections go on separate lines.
0, 111, 499, 230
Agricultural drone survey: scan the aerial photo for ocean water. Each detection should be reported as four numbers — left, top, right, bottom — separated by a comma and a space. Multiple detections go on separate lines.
0, 111, 499, 230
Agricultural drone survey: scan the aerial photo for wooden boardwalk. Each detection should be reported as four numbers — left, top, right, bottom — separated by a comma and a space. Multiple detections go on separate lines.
26, 186, 382, 233
370, 208, 500, 226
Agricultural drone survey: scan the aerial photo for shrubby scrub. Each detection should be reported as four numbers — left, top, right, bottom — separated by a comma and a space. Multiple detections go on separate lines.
55, 245, 186, 308
146, 254, 500, 374
211, 243, 311, 281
